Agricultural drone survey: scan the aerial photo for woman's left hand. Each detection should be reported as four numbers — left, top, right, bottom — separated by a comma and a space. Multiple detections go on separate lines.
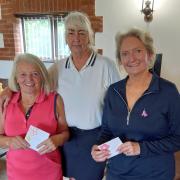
37, 136, 57, 155
117, 141, 140, 156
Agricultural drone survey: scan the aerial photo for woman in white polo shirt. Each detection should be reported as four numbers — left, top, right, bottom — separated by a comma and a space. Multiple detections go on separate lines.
49, 11, 120, 180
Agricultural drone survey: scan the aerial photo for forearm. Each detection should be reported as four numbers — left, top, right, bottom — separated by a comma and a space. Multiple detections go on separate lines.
0, 87, 13, 113
96, 127, 113, 145
140, 134, 180, 157
51, 130, 69, 147
0, 135, 12, 148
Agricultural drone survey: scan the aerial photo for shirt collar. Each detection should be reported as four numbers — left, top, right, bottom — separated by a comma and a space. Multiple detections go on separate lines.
113, 72, 160, 96
65, 51, 97, 69
11, 91, 47, 104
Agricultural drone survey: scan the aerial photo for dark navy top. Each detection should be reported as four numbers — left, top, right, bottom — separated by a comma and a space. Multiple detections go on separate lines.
98, 73, 180, 180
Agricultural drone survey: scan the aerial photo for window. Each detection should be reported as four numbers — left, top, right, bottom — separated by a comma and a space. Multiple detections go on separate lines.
21, 15, 70, 61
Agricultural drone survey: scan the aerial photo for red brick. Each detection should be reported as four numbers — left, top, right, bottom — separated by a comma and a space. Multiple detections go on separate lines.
0, 0, 103, 60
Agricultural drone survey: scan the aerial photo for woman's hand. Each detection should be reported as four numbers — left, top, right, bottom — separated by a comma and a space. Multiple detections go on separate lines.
118, 141, 140, 156
0, 87, 12, 114
91, 145, 110, 162
37, 136, 58, 155
8, 136, 30, 150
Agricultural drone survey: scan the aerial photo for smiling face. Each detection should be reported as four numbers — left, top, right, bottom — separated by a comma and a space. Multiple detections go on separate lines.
66, 27, 90, 56
120, 36, 152, 76
16, 61, 42, 96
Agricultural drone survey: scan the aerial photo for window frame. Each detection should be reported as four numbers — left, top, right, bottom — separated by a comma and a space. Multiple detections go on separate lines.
16, 13, 68, 62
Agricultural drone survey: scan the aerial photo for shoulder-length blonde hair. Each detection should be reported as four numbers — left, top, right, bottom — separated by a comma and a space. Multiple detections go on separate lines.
8, 53, 51, 94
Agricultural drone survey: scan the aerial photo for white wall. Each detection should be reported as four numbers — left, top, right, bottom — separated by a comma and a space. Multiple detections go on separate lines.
0, 60, 13, 79
95, 0, 180, 90
0, 60, 52, 79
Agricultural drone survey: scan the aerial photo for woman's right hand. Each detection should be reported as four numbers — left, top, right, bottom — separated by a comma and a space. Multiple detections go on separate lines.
91, 145, 109, 162
8, 136, 30, 150
0, 87, 12, 114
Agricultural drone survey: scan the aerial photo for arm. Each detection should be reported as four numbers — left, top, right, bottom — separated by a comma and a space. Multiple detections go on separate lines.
0, 87, 12, 114
91, 87, 114, 162
38, 95, 69, 155
97, 87, 114, 145
139, 86, 180, 157
51, 94, 70, 146
117, 85, 180, 157
0, 109, 29, 150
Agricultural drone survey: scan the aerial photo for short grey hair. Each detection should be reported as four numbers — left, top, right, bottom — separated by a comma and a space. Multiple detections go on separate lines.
115, 27, 156, 66
8, 53, 51, 94
64, 11, 95, 51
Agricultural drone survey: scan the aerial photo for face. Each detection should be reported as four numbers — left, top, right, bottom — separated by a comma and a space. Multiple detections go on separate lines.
120, 36, 151, 76
66, 27, 89, 55
16, 61, 42, 96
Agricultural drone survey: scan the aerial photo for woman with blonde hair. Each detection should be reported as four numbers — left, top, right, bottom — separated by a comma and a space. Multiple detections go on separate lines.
0, 53, 69, 180
92, 28, 180, 180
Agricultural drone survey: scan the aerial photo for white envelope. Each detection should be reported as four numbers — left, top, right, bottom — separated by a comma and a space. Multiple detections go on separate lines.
98, 137, 123, 158
25, 125, 49, 151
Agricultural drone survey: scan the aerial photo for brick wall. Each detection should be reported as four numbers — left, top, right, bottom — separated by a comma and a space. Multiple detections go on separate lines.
0, 0, 103, 60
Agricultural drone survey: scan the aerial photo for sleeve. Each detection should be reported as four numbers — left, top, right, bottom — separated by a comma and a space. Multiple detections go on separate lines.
106, 59, 121, 88
140, 85, 180, 157
97, 87, 114, 145
48, 62, 59, 91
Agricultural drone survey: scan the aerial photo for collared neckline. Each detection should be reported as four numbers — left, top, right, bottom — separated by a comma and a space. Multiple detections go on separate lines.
65, 51, 97, 69
113, 72, 160, 96
11, 91, 47, 104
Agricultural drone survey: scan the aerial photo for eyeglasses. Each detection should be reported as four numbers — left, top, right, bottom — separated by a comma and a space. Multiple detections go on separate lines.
120, 48, 145, 60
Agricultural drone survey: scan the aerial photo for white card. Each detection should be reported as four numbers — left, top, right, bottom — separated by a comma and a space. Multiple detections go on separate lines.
25, 125, 49, 151
98, 137, 123, 158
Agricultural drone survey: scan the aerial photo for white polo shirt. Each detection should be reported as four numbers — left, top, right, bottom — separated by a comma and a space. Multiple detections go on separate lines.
55, 52, 120, 129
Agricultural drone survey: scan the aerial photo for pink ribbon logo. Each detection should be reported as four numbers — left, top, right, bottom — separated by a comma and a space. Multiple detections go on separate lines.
141, 108, 148, 117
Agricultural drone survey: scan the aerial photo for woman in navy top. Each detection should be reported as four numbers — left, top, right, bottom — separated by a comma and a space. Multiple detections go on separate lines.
91, 28, 180, 180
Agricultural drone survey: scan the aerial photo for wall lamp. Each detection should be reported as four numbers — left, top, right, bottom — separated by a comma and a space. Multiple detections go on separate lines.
141, 0, 154, 22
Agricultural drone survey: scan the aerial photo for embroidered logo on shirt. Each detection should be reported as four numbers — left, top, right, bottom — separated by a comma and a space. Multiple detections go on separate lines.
141, 108, 148, 117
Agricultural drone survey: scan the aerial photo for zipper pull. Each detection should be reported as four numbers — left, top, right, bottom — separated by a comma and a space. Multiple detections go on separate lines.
127, 111, 130, 125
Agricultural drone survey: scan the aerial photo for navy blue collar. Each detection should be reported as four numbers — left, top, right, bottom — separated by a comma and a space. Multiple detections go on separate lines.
113, 72, 160, 96
65, 52, 97, 69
